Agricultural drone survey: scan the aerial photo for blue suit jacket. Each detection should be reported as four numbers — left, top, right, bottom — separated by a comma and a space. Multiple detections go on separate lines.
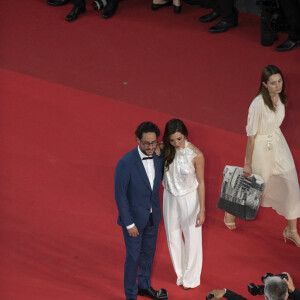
114, 147, 164, 230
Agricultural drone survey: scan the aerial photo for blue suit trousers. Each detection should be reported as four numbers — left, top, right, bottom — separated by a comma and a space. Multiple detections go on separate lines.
122, 215, 158, 299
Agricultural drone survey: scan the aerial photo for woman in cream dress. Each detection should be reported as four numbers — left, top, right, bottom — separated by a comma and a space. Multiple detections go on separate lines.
162, 119, 205, 289
224, 65, 300, 247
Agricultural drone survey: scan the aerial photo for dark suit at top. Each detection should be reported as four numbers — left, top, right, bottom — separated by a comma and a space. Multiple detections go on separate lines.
278, 0, 300, 41
115, 147, 164, 299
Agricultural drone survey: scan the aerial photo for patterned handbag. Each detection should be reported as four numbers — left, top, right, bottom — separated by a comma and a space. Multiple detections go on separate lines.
217, 165, 265, 220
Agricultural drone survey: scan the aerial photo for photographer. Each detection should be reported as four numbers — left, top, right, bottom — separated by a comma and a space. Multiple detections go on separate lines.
207, 272, 300, 300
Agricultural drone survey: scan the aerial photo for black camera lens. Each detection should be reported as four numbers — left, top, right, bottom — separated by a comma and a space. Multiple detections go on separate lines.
92, 0, 107, 10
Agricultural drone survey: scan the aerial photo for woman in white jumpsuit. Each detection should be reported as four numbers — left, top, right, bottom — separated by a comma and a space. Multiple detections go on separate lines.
162, 119, 205, 289
224, 65, 300, 247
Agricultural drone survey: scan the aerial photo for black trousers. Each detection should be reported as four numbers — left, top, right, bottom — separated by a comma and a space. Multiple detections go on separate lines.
209, 0, 237, 23
278, 0, 300, 41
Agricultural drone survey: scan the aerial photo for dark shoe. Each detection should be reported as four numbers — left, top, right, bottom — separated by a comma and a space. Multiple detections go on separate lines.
47, 0, 69, 5
102, 1, 118, 19
209, 20, 237, 33
173, 4, 181, 13
199, 10, 220, 23
151, 1, 172, 11
276, 39, 300, 52
138, 287, 168, 299
65, 5, 86, 21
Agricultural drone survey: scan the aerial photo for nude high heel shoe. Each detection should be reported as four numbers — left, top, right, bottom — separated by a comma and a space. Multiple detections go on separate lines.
283, 227, 300, 247
224, 212, 236, 230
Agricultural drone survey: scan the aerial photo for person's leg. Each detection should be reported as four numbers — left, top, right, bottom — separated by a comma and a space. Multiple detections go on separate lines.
65, 0, 86, 21
163, 190, 185, 286
278, 0, 300, 41
276, 0, 300, 51
122, 227, 143, 299
208, 0, 237, 33
215, 0, 237, 24
178, 191, 202, 288
137, 215, 159, 290
284, 219, 300, 247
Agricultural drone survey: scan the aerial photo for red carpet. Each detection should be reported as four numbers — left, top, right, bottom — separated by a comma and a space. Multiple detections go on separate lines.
0, 1, 300, 300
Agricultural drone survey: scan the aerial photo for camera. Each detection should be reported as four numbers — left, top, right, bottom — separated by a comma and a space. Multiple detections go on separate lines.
206, 294, 215, 300
92, 0, 107, 10
262, 273, 288, 281
248, 273, 288, 296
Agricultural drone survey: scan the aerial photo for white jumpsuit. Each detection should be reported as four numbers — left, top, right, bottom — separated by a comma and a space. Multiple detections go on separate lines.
163, 141, 203, 288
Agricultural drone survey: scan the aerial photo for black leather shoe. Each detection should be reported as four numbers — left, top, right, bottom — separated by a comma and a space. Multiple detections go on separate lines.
199, 10, 220, 23
102, 1, 118, 19
173, 4, 181, 14
151, 1, 172, 11
209, 20, 237, 33
65, 5, 86, 22
276, 39, 300, 52
47, 0, 69, 6
138, 287, 168, 299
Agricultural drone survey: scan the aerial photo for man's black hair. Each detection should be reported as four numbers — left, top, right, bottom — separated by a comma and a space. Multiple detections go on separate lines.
135, 122, 160, 139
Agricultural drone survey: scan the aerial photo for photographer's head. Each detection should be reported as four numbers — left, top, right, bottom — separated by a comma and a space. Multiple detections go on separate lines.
264, 277, 288, 300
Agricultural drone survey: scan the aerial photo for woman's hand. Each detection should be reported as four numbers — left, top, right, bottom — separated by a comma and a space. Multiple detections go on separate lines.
195, 211, 205, 227
243, 164, 252, 178
155, 144, 161, 156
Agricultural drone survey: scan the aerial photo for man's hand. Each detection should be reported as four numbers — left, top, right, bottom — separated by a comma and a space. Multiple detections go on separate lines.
127, 225, 139, 237
283, 272, 295, 293
207, 289, 226, 299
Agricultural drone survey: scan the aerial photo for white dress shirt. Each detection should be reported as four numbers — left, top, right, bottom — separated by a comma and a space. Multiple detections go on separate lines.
126, 146, 155, 229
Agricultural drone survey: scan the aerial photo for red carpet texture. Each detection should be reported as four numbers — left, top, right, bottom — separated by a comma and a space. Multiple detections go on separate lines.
0, 1, 300, 300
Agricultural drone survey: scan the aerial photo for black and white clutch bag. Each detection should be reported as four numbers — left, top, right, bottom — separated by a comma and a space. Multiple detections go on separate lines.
217, 165, 265, 220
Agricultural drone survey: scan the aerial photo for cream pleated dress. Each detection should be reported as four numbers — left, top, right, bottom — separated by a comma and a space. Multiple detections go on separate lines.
163, 141, 202, 288
246, 95, 300, 220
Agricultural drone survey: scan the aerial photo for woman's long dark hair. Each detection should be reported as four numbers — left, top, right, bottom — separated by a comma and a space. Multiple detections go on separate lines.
163, 119, 188, 170
256, 65, 287, 111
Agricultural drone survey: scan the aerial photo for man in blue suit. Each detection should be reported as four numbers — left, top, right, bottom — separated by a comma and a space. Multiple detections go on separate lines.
115, 122, 168, 300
